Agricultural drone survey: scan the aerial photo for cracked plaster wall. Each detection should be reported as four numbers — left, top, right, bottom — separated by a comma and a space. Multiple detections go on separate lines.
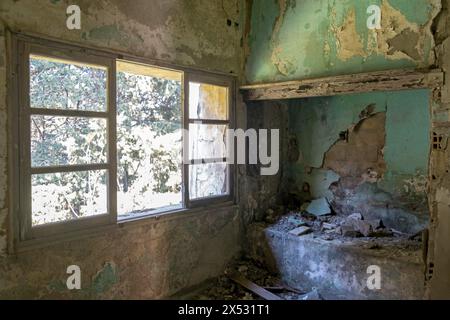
286, 90, 431, 234
243, 0, 450, 299
0, 0, 244, 299
245, 0, 441, 83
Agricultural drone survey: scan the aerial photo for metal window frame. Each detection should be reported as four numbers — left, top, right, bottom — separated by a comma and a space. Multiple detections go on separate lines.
16, 40, 117, 241
10, 34, 236, 244
184, 73, 235, 208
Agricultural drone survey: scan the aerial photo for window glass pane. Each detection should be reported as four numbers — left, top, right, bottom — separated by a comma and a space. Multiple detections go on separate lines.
32, 170, 107, 226
117, 61, 183, 217
30, 55, 107, 112
189, 162, 228, 200
31, 115, 107, 167
189, 82, 228, 120
189, 123, 227, 160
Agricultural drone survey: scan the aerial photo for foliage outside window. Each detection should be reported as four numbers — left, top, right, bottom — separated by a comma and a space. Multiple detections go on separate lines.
15, 39, 233, 241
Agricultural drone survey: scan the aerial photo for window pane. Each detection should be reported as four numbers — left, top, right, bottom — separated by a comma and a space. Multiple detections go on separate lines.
189, 82, 228, 120
30, 55, 107, 111
117, 61, 183, 217
189, 162, 228, 200
31, 115, 107, 167
189, 124, 227, 160
32, 170, 108, 226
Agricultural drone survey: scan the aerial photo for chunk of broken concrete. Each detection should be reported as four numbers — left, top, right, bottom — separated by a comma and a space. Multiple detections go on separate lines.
322, 222, 337, 230
342, 216, 382, 237
347, 213, 363, 220
306, 198, 332, 216
288, 216, 307, 226
298, 288, 323, 300
289, 226, 312, 237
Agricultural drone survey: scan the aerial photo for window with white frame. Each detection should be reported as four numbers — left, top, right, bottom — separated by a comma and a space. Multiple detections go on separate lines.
13, 37, 234, 241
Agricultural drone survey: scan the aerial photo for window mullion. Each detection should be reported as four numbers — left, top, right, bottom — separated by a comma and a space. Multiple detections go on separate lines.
188, 119, 230, 125
108, 60, 118, 224
189, 158, 227, 165
30, 163, 109, 175
20, 42, 32, 241
183, 73, 190, 209
30, 108, 109, 119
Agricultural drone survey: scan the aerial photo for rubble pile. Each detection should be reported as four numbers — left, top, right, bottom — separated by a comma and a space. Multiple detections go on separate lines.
265, 197, 421, 241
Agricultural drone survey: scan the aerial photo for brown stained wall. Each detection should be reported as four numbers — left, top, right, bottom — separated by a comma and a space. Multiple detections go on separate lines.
324, 112, 387, 186
428, 0, 450, 300
0, 0, 243, 299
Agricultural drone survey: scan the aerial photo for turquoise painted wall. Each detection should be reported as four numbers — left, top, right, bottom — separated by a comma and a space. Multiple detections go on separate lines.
245, 0, 438, 83
287, 89, 430, 200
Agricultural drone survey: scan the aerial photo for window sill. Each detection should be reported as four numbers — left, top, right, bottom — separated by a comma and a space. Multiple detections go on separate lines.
13, 201, 237, 254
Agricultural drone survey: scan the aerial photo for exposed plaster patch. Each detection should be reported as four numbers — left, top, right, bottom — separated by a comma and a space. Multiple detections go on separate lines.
375, 0, 440, 65
387, 28, 421, 60
270, 0, 297, 76
323, 112, 387, 186
333, 8, 366, 61
403, 174, 428, 195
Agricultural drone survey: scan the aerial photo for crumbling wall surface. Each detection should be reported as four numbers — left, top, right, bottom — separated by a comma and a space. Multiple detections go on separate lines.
427, 0, 450, 300
0, 0, 243, 74
0, 207, 240, 299
240, 101, 288, 226
0, 0, 243, 298
241, 0, 450, 299
244, 0, 441, 84
286, 90, 431, 234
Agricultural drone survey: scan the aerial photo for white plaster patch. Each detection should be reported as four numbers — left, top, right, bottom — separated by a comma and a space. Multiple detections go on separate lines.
403, 174, 428, 194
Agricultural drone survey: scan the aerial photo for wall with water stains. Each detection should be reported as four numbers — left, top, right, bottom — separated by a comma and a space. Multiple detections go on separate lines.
0, 0, 243, 299
244, 0, 450, 299
1, 0, 450, 299
245, 0, 440, 83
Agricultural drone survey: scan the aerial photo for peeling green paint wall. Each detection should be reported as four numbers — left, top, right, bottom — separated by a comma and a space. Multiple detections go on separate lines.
286, 89, 430, 232
245, 0, 441, 83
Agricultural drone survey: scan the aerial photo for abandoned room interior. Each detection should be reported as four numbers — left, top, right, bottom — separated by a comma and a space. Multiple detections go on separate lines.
0, 0, 450, 301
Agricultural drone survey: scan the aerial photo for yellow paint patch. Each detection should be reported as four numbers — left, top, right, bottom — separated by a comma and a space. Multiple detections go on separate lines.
334, 8, 366, 61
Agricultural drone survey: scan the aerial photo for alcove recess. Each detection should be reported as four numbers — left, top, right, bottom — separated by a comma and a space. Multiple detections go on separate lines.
240, 68, 444, 299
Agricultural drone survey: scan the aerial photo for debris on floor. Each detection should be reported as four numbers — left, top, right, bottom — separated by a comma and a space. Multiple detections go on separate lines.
191, 258, 318, 300
289, 226, 312, 236
263, 204, 421, 242
306, 198, 332, 216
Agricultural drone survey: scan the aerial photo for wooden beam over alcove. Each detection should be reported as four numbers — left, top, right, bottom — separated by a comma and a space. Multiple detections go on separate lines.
240, 69, 444, 101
